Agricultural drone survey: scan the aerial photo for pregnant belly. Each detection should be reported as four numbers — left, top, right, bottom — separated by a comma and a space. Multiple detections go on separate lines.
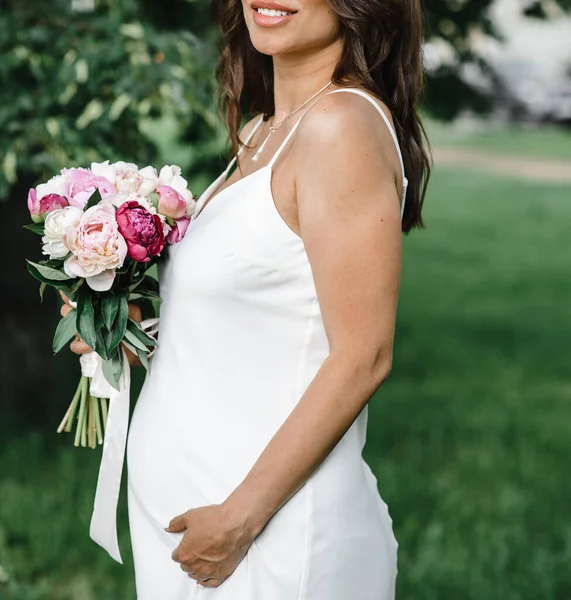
126, 367, 291, 519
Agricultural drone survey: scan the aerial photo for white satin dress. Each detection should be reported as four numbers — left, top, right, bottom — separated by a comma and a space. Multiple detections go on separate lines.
126, 88, 407, 600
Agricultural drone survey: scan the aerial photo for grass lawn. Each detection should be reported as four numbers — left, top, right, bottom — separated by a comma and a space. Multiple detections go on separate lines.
2, 167, 570, 599
425, 117, 571, 161
366, 167, 571, 599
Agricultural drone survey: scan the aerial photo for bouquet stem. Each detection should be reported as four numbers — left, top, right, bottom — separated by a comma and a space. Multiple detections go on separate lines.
88, 392, 94, 448
74, 376, 89, 447
57, 377, 83, 434
59, 375, 111, 449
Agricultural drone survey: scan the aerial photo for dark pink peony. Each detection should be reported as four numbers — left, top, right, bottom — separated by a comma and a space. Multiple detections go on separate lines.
28, 188, 69, 223
166, 217, 190, 244
115, 201, 165, 263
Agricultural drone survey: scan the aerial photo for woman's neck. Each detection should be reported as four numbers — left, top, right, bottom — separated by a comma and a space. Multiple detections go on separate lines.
271, 38, 343, 119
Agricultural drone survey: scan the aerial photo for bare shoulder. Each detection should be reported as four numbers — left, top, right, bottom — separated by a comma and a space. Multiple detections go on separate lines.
239, 114, 263, 142
294, 89, 400, 179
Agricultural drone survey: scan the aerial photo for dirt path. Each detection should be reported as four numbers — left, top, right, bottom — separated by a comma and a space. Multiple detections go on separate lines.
433, 147, 571, 184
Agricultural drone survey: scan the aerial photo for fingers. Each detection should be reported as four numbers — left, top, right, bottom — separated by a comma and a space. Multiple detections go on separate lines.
122, 342, 142, 367
180, 564, 222, 588
58, 292, 87, 355
199, 578, 222, 588
59, 290, 74, 306
60, 303, 73, 318
128, 303, 143, 322
70, 337, 93, 355
58, 290, 144, 359
165, 514, 187, 534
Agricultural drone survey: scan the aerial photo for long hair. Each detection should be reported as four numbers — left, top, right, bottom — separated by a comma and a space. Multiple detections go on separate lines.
211, 0, 431, 232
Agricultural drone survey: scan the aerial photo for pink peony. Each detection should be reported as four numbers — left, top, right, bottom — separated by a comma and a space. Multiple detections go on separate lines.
166, 217, 190, 244
115, 201, 165, 263
64, 203, 127, 291
64, 168, 117, 209
158, 166, 195, 215
28, 188, 69, 223
156, 185, 187, 219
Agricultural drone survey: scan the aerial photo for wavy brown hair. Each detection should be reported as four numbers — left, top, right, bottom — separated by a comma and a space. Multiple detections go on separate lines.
211, 0, 431, 232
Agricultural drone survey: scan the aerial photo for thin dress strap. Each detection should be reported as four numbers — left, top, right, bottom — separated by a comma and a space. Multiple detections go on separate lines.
267, 88, 408, 220
226, 114, 265, 175
193, 115, 264, 219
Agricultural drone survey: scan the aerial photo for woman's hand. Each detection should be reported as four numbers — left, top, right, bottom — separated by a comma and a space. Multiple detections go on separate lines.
166, 503, 257, 588
59, 290, 143, 367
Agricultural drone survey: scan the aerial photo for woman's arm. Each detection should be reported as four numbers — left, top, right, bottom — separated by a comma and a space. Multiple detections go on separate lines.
223, 92, 403, 535
167, 93, 403, 587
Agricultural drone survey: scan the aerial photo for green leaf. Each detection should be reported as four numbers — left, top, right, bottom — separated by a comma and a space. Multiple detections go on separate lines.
136, 347, 149, 370
104, 296, 128, 356
84, 188, 103, 212
26, 260, 72, 282
137, 273, 160, 290
123, 328, 150, 353
102, 349, 123, 392
127, 319, 157, 347
24, 223, 45, 236
76, 291, 97, 351
101, 295, 120, 331
52, 309, 77, 354
26, 262, 72, 290
68, 278, 85, 295
95, 329, 109, 361
94, 308, 105, 331
39, 282, 47, 302
129, 289, 161, 301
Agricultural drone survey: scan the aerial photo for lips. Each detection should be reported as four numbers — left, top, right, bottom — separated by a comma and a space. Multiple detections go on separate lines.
251, 1, 296, 13
251, 1, 297, 27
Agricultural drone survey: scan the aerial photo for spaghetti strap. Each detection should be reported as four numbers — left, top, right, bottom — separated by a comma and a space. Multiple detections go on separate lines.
267, 88, 408, 220
225, 114, 265, 175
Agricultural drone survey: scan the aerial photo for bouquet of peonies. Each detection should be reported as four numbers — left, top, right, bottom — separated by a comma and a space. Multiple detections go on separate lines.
26, 161, 195, 448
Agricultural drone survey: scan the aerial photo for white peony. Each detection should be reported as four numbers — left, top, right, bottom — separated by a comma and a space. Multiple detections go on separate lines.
112, 161, 142, 195
106, 192, 157, 214
158, 165, 181, 185
41, 206, 83, 259
138, 165, 159, 196
91, 160, 117, 185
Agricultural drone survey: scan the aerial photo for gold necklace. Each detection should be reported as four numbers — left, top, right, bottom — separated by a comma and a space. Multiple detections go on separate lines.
251, 81, 333, 162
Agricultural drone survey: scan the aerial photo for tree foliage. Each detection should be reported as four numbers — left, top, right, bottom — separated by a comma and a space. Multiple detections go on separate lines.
0, 0, 219, 201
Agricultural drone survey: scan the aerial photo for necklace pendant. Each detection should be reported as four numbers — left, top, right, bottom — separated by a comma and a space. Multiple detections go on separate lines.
252, 127, 274, 162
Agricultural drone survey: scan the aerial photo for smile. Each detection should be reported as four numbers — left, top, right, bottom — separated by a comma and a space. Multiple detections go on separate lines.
251, 2, 296, 26
256, 8, 293, 16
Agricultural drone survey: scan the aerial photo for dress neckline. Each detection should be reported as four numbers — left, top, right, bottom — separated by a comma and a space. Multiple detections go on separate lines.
192, 164, 268, 224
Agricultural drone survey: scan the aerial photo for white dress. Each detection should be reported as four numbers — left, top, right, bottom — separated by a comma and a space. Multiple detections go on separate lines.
126, 87, 407, 600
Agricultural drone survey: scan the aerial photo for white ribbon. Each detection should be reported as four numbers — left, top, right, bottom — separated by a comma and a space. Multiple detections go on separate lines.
76, 317, 159, 564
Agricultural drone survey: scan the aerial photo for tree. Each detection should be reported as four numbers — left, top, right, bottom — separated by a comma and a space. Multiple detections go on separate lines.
0, 0, 219, 201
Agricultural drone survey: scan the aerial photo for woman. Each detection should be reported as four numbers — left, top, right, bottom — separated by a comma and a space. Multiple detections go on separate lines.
64, 0, 430, 597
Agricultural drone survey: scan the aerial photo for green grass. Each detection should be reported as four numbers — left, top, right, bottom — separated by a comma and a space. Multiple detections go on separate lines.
2, 167, 571, 599
425, 118, 571, 161
365, 168, 571, 599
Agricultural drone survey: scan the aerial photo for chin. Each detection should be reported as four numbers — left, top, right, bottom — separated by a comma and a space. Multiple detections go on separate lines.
249, 34, 296, 57
243, 0, 338, 58
243, 1, 299, 56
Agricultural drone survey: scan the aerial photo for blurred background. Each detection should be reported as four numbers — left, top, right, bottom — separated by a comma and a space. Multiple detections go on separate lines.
1, 0, 570, 598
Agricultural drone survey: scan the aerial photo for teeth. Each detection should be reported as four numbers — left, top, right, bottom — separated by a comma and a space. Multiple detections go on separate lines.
256, 7, 292, 17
